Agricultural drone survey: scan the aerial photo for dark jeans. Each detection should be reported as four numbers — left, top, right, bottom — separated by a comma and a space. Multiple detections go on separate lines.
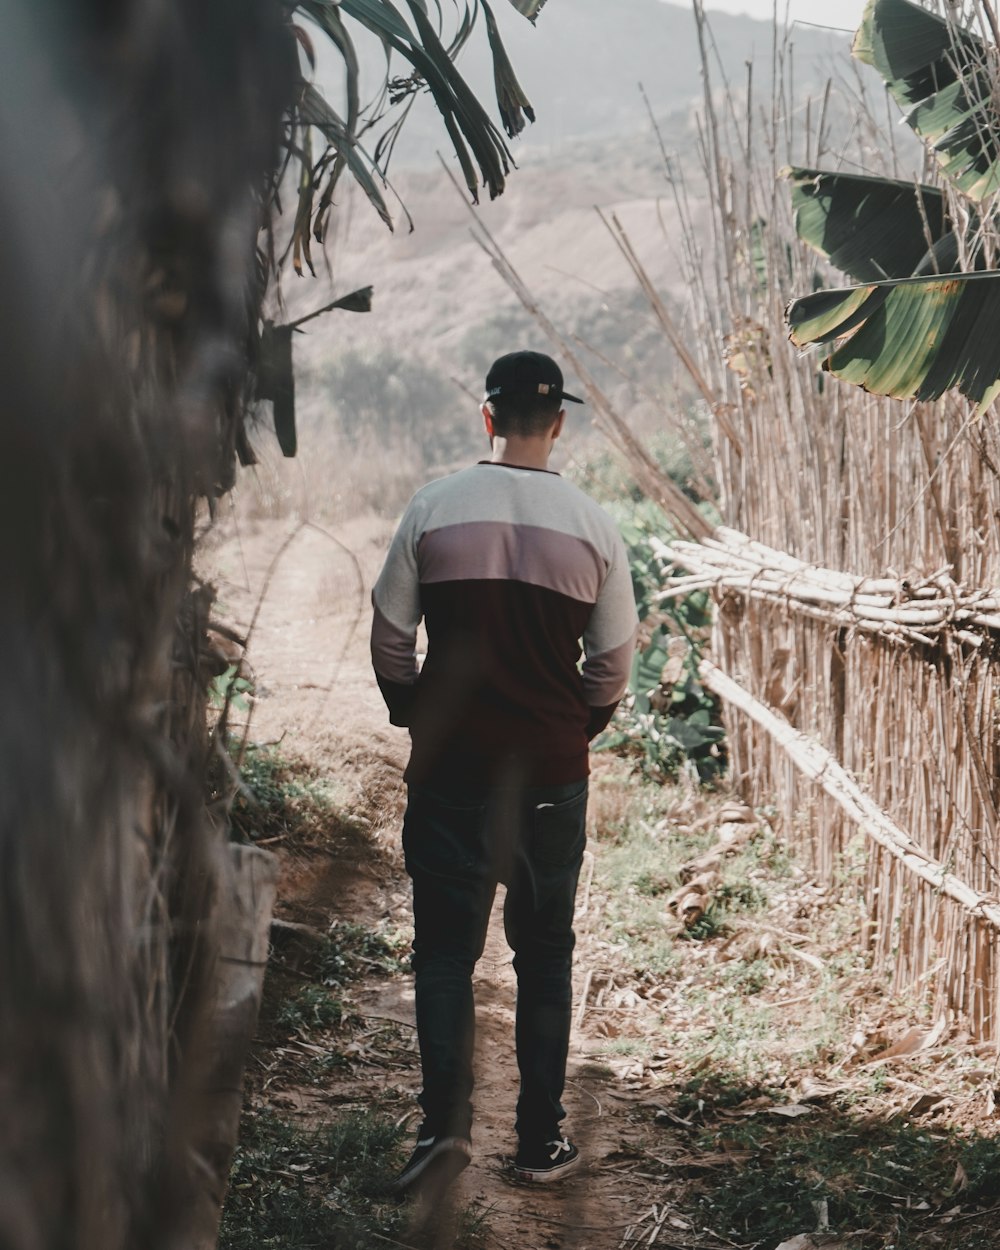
402, 776, 588, 1145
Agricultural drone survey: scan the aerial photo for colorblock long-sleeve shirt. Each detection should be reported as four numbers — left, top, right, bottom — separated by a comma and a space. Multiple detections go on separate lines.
371, 461, 639, 786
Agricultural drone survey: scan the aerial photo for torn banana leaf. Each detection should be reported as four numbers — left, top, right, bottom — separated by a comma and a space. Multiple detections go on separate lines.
787, 270, 1000, 411
482, 0, 535, 137
854, 0, 1000, 201
505, 0, 548, 20
337, 0, 513, 202
785, 167, 961, 282
298, 83, 393, 229
256, 322, 297, 457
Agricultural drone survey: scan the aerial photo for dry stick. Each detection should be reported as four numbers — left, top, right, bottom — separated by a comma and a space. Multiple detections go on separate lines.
575, 968, 595, 1031
699, 659, 1000, 932
596, 207, 743, 455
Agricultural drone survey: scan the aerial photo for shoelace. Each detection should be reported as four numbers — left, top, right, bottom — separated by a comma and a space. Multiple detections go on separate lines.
546, 1138, 571, 1161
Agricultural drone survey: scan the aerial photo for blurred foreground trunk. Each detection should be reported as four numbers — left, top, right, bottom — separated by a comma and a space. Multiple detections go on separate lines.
0, 3, 293, 1247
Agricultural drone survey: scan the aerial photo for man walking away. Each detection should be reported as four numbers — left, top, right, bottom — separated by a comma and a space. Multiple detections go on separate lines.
371, 350, 638, 1195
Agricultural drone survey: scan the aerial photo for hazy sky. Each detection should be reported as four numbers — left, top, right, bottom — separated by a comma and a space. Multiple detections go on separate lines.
696, 0, 867, 30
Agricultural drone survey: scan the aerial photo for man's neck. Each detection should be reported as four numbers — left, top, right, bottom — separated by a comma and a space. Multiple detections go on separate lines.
488, 436, 553, 471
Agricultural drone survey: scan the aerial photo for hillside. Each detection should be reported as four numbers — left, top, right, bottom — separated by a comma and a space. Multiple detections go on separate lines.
248, 2, 857, 513
311, 0, 851, 166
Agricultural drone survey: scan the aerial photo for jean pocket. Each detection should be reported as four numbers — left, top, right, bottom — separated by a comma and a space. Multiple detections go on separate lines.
403, 787, 488, 878
531, 786, 587, 868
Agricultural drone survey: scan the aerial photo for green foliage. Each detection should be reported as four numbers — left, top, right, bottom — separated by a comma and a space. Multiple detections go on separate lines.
226, 742, 309, 842
209, 664, 252, 714
317, 921, 409, 986
595, 499, 725, 783
684, 1110, 1000, 1246
785, 0, 1000, 410
854, 0, 1000, 202
306, 347, 476, 467
220, 1109, 406, 1250
786, 166, 955, 283
276, 984, 347, 1035
221, 741, 351, 844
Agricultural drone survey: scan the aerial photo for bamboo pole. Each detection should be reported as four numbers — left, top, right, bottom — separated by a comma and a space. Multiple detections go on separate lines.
657, 530, 1000, 642
700, 659, 1000, 932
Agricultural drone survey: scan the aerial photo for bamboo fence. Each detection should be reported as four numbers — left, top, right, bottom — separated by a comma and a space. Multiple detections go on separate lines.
659, 1, 1000, 1038
470, 2, 1000, 1039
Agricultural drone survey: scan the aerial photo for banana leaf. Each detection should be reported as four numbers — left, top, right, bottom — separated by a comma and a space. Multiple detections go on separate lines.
630, 632, 670, 715
785, 167, 960, 282
256, 322, 297, 457
787, 270, 1000, 411
854, 0, 1000, 201
506, 0, 548, 19
297, 82, 394, 228
334, 0, 512, 202
482, 0, 535, 137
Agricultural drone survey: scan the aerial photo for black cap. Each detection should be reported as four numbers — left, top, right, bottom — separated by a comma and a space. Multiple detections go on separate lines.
484, 350, 584, 405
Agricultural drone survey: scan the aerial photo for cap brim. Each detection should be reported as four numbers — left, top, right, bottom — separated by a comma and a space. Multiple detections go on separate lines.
562, 391, 585, 404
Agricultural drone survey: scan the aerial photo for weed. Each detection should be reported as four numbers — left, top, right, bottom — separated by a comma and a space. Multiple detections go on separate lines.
219, 1108, 405, 1250
455, 1200, 496, 1248
318, 920, 409, 985
276, 984, 346, 1035
591, 497, 726, 784
220, 741, 331, 843
681, 1111, 1000, 1247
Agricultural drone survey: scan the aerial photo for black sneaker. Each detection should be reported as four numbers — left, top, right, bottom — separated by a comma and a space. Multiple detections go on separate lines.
390, 1130, 472, 1196
513, 1136, 580, 1183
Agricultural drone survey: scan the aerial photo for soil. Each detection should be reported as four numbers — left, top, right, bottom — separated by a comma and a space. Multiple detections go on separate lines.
201, 512, 664, 1249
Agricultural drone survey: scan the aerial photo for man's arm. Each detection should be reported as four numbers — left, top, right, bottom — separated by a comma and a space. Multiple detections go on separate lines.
371, 504, 422, 727
582, 530, 638, 739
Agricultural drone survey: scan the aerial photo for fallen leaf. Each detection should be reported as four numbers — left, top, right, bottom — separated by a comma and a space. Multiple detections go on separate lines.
769, 1103, 814, 1118
869, 1025, 925, 1062
774, 1236, 815, 1250
796, 1079, 848, 1102
903, 1092, 949, 1118
953, 1161, 969, 1192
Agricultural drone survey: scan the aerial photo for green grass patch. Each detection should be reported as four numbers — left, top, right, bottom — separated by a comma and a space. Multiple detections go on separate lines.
219, 1108, 405, 1250
680, 1110, 1000, 1248
318, 920, 409, 985
219, 741, 354, 845
594, 798, 785, 974
276, 983, 347, 1035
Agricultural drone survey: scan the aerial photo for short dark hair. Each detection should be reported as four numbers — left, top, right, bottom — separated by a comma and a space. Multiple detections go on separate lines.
486, 391, 562, 438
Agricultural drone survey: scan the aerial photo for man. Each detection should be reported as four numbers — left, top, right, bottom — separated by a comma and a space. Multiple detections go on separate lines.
370, 350, 637, 1194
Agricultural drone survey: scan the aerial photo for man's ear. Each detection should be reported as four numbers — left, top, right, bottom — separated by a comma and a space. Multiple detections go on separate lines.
482, 403, 495, 438
551, 409, 566, 441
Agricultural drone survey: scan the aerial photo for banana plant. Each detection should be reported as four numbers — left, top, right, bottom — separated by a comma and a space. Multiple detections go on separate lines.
257, 0, 547, 456
285, 0, 541, 261
784, 0, 1000, 410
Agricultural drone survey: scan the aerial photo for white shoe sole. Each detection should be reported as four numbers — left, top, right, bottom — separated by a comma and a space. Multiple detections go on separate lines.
513, 1153, 581, 1183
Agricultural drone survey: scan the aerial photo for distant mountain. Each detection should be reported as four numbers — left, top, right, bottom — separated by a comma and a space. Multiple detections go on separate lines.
312, 0, 852, 169
266, 2, 861, 507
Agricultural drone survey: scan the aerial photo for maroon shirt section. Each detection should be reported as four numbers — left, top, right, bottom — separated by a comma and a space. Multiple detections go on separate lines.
404, 578, 594, 787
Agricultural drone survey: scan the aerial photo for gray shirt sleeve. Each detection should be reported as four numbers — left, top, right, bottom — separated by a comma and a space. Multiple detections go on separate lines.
582, 526, 638, 707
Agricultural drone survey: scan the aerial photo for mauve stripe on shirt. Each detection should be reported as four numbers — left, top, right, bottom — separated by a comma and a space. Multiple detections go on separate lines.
416, 520, 606, 604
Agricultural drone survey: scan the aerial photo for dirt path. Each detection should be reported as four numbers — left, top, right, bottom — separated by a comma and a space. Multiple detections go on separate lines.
202, 509, 660, 1249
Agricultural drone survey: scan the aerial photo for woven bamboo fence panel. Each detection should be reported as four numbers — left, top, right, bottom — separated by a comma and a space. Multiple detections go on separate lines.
668, 2, 1000, 1039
